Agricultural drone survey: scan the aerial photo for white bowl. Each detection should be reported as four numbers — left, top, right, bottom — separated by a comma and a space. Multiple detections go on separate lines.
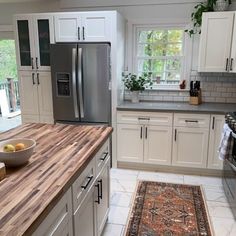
0, 138, 36, 167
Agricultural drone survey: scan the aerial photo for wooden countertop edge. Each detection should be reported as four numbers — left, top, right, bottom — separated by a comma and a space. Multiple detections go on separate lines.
24, 127, 113, 236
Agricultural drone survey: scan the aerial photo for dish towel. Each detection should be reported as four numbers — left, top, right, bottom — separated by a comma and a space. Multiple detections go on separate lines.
218, 123, 233, 160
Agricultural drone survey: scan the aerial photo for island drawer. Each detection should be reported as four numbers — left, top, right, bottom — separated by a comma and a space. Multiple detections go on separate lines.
117, 111, 173, 126
95, 140, 110, 175
174, 113, 210, 128
32, 188, 73, 236
72, 158, 96, 212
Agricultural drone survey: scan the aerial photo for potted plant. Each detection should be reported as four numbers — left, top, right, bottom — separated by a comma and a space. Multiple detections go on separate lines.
185, 0, 231, 37
122, 72, 153, 103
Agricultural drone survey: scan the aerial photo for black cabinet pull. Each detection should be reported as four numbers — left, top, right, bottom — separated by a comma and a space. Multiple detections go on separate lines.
185, 120, 198, 123
138, 117, 150, 121
82, 27, 85, 40
100, 152, 108, 161
174, 129, 177, 141
81, 175, 93, 190
32, 73, 35, 85
145, 127, 148, 139
78, 27, 80, 40
230, 58, 234, 71
36, 57, 39, 69
226, 58, 229, 71
140, 126, 143, 139
37, 73, 40, 85
212, 116, 215, 130
31, 57, 34, 70
98, 179, 103, 200
95, 183, 100, 204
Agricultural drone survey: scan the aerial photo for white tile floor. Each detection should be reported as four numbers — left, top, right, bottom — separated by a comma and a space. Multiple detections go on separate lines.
102, 168, 236, 236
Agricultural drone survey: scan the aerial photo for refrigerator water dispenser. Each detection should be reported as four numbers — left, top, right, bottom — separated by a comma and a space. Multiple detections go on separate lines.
56, 73, 70, 96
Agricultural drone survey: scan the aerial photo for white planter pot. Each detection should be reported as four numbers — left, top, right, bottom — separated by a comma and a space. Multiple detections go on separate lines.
214, 0, 229, 11
131, 91, 139, 103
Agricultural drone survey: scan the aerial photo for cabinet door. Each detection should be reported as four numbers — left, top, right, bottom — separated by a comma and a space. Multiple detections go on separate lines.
15, 16, 36, 71
198, 12, 234, 72
32, 189, 73, 236
117, 124, 144, 163
81, 12, 112, 42
18, 71, 39, 116
172, 127, 209, 168
37, 72, 53, 118
33, 15, 54, 71
144, 125, 172, 165
74, 186, 96, 236
208, 115, 224, 169
54, 14, 81, 42
96, 158, 110, 236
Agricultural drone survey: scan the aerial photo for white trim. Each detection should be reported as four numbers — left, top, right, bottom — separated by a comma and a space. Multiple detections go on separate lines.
0, 25, 13, 32
60, 0, 201, 8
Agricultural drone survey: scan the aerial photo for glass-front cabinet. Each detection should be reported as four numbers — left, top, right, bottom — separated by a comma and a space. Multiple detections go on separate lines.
15, 15, 54, 71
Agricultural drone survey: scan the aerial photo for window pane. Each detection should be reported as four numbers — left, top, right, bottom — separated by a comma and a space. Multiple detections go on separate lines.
168, 30, 183, 43
138, 59, 152, 72
166, 59, 181, 71
138, 31, 154, 43
166, 43, 182, 56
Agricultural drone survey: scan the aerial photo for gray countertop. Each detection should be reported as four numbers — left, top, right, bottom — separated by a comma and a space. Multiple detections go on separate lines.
117, 101, 236, 114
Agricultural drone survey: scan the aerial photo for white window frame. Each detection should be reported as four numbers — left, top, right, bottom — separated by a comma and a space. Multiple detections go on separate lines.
127, 22, 193, 91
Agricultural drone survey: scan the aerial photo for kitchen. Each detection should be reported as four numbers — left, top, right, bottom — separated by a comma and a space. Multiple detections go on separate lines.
0, 0, 236, 235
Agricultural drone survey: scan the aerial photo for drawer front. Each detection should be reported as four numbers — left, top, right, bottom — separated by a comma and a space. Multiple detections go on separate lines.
174, 113, 210, 128
32, 189, 72, 236
72, 158, 96, 212
117, 111, 173, 126
96, 140, 110, 176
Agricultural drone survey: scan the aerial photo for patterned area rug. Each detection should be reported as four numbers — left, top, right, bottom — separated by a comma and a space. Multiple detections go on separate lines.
125, 181, 212, 236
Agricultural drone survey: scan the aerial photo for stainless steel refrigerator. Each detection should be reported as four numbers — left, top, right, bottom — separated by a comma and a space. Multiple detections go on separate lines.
50, 43, 111, 124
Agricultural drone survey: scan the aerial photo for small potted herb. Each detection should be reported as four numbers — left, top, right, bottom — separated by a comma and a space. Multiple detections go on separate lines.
122, 72, 153, 103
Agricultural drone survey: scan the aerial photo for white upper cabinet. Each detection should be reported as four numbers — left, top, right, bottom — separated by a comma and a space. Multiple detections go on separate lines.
54, 11, 112, 42
15, 14, 54, 71
54, 14, 82, 42
198, 12, 235, 72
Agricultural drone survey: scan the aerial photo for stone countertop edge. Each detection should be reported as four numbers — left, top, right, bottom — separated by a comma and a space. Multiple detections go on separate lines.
117, 101, 236, 114
0, 123, 113, 236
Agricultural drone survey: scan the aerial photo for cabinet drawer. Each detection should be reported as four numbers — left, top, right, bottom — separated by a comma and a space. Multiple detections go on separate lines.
72, 158, 96, 212
32, 189, 72, 236
95, 140, 110, 176
117, 111, 173, 126
174, 113, 210, 128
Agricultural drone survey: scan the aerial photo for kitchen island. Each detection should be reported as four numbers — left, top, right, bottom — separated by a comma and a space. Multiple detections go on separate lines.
0, 123, 112, 236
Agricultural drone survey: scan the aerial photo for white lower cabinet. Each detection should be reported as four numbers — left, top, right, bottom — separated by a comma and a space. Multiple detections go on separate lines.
19, 71, 54, 124
32, 189, 73, 236
172, 127, 209, 168
208, 115, 224, 169
96, 158, 110, 236
74, 186, 96, 236
117, 111, 223, 170
117, 112, 173, 165
117, 124, 143, 163
144, 125, 172, 165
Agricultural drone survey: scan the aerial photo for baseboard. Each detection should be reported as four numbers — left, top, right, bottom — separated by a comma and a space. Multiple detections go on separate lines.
117, 161, 223, 177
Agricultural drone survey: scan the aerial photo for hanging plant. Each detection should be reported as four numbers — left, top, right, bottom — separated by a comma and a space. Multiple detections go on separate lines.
185, 0, 232, 37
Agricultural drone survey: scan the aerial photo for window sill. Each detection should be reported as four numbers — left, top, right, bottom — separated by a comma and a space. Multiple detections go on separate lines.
145, 86, 189, 92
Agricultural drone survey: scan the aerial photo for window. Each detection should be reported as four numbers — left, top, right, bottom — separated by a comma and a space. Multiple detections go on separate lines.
134, 27, 186, 87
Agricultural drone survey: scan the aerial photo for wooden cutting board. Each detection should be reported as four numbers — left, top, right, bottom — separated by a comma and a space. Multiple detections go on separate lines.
0, 162, 6, 181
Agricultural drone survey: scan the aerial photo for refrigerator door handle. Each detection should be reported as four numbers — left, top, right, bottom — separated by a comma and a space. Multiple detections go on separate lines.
72, 48, 79, 118
78, 48, 85, 118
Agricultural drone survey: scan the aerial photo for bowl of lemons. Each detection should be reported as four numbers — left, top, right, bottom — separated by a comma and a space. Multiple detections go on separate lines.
0, 138, 36, 167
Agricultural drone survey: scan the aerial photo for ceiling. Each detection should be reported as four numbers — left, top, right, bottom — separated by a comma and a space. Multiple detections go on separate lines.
0, 0, 57, 3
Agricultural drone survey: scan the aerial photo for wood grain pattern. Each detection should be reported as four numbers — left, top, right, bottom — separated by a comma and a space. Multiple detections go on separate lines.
0, 123, 112, 236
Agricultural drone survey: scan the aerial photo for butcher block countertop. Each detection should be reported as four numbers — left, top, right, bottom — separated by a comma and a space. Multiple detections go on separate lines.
0, 123, 112, 236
